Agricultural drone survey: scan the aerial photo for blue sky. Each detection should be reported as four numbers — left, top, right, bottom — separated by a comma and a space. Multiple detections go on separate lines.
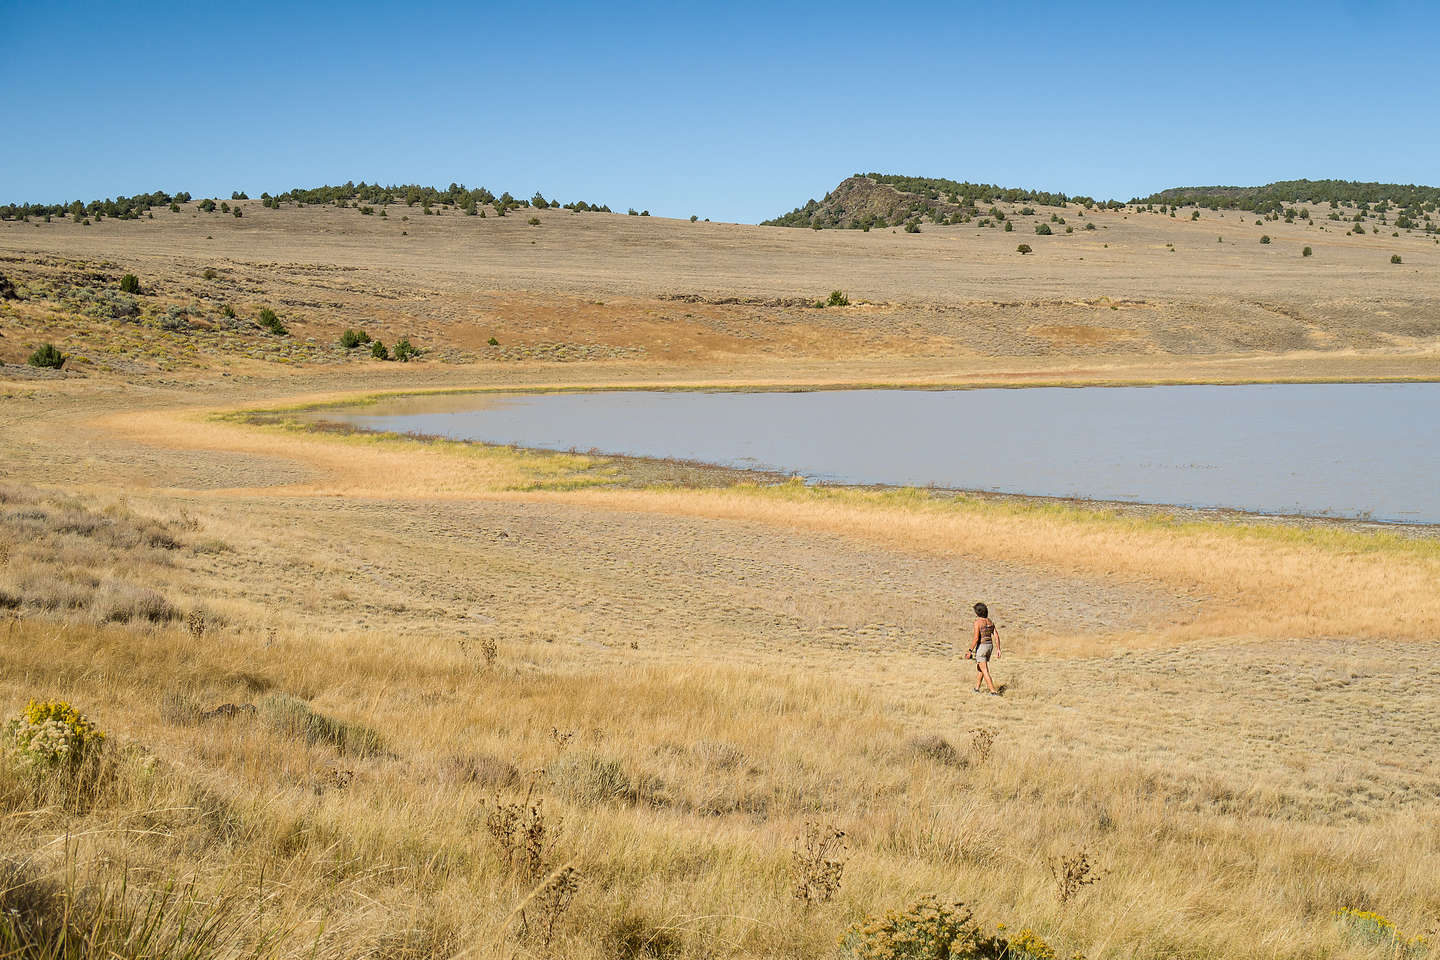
3, 0, 1437, 222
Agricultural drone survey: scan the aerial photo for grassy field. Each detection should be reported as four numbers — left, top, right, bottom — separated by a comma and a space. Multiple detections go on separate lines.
1, 203, 1437, 959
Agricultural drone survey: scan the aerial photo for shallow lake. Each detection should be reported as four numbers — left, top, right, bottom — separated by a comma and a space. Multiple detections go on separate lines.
326, 383, 1440, 523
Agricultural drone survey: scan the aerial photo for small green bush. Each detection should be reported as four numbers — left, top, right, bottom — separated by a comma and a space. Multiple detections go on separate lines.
1016, 243, 1032, 254
1303, 246, 1313, 257
258, 692, 387, 758
393, 338, 419, 362
826, 290, 849, 307
1391, 254, 1403, 264
528, 217, 540, 226
904, 221, 921, 233
1085, 222, 1096, 230
340, 328, 371, 349
548, 752, 633, 804
1003, 221, 1013, 232
27, 343, 65, 369
1034, 223, 1052, 235
371, 340, 390, 360
118, 274, 141, 294
1259, 235, 1271, 244
689, 214, 698, 222
257, 308, 287, 335
487, 336, 500, 347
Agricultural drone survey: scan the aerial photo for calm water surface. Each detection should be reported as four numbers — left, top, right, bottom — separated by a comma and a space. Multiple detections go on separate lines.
328, 384, 1440, 523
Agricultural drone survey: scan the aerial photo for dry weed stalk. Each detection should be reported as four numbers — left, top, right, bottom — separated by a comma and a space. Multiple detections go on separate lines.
970, 727, 997, 764
792, 821, 847, 906
485, 784, 556, 878
523, 865, 581, 952
1050, 847, 1103, 904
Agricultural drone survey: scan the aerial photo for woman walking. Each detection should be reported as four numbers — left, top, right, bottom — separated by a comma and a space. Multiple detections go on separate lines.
967, 602, 1000, 695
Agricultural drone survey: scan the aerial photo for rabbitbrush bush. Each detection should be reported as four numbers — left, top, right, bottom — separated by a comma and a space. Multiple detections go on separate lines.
3, 699, 106, 773
840, 895, 1012, 960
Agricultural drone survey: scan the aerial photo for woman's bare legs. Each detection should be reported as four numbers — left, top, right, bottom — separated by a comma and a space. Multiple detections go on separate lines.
978, 661, 998, 694
974, 661, 984, 691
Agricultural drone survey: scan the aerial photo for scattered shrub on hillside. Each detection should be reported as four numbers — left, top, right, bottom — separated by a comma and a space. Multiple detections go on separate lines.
340, 328, 371, 349
689, 214, 698, 222
27, 343, 65, 369
792, 821, 847, 906
0, 273, 17, 300
199, 198, 217, 212
220, 304, 236, 319
487, 336, 500, 347
95, 584, 179, 624
1034, 223, 1052, 235
370, 340, 390, 360
826, 290, 849, 307
1391, 254, 1403, 264
1016, 243, 1032, 254
232, 207, 242, 218
527, 216, 540, 226
1259, 235, 1271, 244
359, 206, 374, 215
1303, 246, 1313, 257
118, 274, 141, 294
393, 338, 419, 362
1004, 220, 1013, 232
1085, 221, 1096, 230
640, 210, 650, 216
904, 221, 921, 233
257, 308, 287, 335
202, 267, 218, 280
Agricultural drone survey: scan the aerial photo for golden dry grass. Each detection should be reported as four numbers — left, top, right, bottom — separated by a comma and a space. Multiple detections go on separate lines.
1, 204, 1437, 958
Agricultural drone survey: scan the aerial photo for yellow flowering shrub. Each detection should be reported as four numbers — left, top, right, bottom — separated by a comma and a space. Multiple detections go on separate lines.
3, 698, 107, 772
839, 896, 1009, 960
1009, 928, 1058, 960
1335, 908, 1429, 956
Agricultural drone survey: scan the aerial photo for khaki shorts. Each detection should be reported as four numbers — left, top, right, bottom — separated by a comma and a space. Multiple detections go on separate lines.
974, 641, 993, 663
